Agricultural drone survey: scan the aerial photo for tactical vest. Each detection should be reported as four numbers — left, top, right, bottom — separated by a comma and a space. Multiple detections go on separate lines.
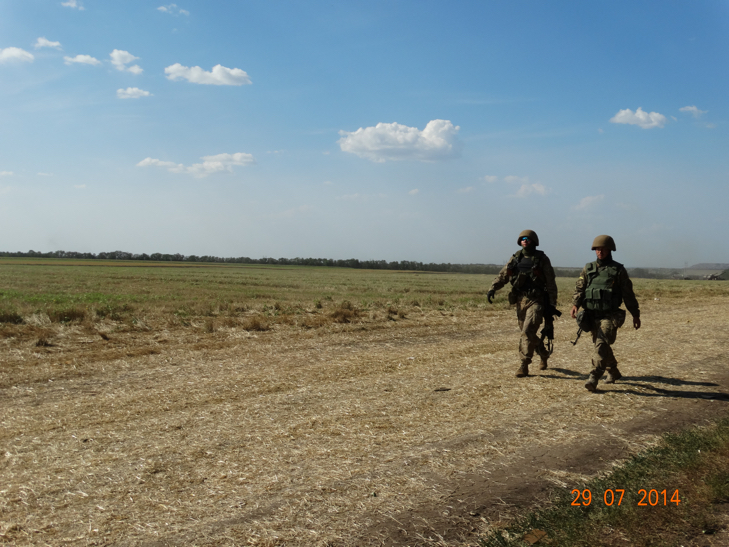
508, 249, 546, 295
583, 260, 624, 312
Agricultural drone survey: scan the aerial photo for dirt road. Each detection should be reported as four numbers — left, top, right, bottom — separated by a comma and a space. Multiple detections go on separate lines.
2, 297, 728, 545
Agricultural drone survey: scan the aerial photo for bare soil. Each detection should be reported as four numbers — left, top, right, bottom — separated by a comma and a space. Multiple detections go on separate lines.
2, 297, 729, 546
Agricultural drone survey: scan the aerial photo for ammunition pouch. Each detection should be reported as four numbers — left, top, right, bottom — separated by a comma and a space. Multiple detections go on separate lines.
575, 309, 592, 332
613, 308, 626, 328
508, 291, 518, 305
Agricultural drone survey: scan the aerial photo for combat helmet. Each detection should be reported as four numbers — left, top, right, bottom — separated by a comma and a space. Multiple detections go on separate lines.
517, 230, 539, 246
591, 235, 616, 251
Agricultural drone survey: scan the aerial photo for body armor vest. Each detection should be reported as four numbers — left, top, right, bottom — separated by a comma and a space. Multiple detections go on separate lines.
508, 250, 545, 295
583, 260, 623, 312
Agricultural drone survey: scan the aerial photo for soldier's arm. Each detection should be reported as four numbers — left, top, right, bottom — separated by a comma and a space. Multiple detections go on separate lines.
489, 260, 514, 293
571, 266, 588, 310
541, 255, 558, 306
619, 268, 640, 319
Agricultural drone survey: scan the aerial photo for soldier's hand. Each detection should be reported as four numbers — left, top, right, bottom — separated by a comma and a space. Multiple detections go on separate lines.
633, 316, 641, 330
570, 305, 578, 319
487, 290, 495, 304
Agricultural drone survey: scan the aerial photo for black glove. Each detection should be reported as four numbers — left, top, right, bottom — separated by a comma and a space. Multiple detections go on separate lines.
487, 290, 495, 304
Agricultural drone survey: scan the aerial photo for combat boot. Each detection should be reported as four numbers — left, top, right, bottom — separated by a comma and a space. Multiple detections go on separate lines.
605, 368, 622, 384
584, 374, 599, 392
539, 358, 548, 371
516, 362, 529, 378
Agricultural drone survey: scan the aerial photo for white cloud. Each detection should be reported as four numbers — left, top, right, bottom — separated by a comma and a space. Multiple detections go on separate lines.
573, 194, 605, 210
409, 189, 419, 195
609, 107, 667, 129
34, 37, 62, 50
64, 54, 101, 66
0, 47, 34, 63
679, 105, 708, 118
158, 4, 189, 16
37, 172, 53, 177
503, 176, 547, 198
137, 152, 255, 178
338, 119, 460, 163
117, 87, 152, 99
483, 175, 498, 183
513, 183, 547, 198
0, 171, 13, 177
457, 186, 474, 193
61, 0, 84, 10
110, 49, 142, 74
164, 63, 251, 85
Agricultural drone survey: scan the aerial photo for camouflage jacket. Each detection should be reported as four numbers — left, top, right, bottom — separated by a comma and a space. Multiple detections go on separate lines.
489, 249, 558, 306
572, 258, 640, 318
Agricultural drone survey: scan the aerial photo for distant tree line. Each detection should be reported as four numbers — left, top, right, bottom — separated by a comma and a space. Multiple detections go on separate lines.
0, 249, 504, 274
1, 250, 715, 279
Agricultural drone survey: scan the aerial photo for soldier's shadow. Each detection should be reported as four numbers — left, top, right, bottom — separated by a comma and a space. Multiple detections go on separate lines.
543, 369, 729, 400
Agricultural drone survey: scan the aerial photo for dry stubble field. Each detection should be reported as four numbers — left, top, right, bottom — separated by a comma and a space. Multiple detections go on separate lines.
1, 259, 729, 546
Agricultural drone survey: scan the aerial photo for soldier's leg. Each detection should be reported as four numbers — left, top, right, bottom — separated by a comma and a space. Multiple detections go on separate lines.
517, 302, 544, 377
515, 300, 531, 377
602, 320, 621, 383
585, 317, 617, 391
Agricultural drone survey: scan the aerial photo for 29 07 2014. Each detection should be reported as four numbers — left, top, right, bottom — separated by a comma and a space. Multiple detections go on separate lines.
571, 489, 681, 506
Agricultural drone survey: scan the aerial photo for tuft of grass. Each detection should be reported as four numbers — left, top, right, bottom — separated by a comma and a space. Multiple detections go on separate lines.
479, 417, 729, 547
47, 306, 86, 323
331, 300, 359, 324
0, 308, 23, 324
241, 315, 269, 331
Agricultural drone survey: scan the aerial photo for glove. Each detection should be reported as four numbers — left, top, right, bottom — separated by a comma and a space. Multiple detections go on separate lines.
487, 290, 495, 304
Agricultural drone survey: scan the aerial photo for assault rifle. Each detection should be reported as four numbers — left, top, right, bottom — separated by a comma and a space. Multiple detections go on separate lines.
539, 300, 562, 356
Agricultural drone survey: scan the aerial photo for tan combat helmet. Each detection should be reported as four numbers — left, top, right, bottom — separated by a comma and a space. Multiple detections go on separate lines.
517, 229, 539, 246
591, 234, 616, 251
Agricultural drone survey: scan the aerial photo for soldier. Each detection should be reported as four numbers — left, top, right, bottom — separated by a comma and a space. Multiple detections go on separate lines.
570, 235, 641, 392
487, 230, 558, 377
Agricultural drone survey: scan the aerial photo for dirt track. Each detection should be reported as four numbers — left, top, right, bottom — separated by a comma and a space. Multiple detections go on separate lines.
2, 297, 729, 546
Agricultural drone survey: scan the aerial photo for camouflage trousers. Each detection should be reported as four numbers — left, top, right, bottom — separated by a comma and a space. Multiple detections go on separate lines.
588, 313, 621, 376
516, 298, 549, 365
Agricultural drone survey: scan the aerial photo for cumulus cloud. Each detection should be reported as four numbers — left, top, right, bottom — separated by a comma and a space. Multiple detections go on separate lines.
164, 63, 251, 85
158, 4, 189, 15
0, 171, 13, 177
409, 189, 419, 195
110, 49, 142, 74
573, 194, 605, 210
137, 152, 255, 178
503, 175, 548, 198
338, 119, 460, 163
610, 107, 667, 129
64, 54, 101, 66
0, 47, 34, 63
117, 87, 152, 99
61, 0, 84, 9
34, 37, 62, 50
483, 175, 499, 183
513, 182, 547, 198
679, 105, 708, 118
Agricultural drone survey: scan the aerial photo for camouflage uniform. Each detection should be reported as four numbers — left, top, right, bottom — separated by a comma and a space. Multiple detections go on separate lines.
572, 258, 640, 389
489, 243, 558, 376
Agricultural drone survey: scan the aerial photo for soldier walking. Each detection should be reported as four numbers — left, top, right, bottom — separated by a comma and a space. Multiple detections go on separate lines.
487, 230, 558, 377
570, 235, 641, 392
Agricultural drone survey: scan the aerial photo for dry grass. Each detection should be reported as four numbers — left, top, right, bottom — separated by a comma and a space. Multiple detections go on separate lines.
1, 260, 729, 545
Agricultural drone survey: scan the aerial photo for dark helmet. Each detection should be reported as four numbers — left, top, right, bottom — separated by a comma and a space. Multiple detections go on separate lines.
517, 229, 539, 246
591, 235, 616, 251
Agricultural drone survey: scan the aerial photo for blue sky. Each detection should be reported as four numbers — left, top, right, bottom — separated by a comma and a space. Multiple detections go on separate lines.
1, 0, 727, 267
